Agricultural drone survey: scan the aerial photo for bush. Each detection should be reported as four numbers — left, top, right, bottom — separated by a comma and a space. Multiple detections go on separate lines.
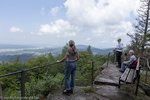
25, 73, 64, 97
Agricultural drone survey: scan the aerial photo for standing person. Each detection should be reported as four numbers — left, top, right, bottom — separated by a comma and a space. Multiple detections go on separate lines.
57, 40, 79, 95
115, 38, 123, 68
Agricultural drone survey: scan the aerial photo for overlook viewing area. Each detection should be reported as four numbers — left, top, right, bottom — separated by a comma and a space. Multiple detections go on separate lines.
0, 53, 150, 100
48, 56, 150, 100
1, 0, 150, 99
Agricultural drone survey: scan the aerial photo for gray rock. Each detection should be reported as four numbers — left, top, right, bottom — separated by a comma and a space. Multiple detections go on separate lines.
95, 85, 134, 100
94, 64, 121, 86
139, 83, 150, 96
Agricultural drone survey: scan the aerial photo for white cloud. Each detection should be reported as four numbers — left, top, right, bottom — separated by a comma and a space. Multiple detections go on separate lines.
33, 0, 139, 48
63, 0, 139, 47
9, 26, 23, 33
36, 19, 78, 38
64, 0, 139, 27
50, 7, 60, 16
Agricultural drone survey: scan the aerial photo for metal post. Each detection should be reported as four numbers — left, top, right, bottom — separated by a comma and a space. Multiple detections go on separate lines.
135, 70, 140, 95
20, 70, 25, 100
107, 53, 110, 67
144, 60, 148, 83
0, 83, 4, 100
91, 61, 94, 88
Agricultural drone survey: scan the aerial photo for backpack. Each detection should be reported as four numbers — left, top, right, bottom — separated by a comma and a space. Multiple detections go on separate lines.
130, 59, 138, 69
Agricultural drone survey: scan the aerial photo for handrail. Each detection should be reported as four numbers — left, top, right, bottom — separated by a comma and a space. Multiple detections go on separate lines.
25, 62, 58, 72
0, 62, 59, 100
0, 60, 99, 99
0, 70, 22, 78
0, 62, 58, 78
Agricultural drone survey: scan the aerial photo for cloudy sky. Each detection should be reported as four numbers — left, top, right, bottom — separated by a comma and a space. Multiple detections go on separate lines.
0, 0, 140, 48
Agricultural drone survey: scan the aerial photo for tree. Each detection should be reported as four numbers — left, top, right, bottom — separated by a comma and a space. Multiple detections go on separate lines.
128, 0, 150, 55
87, 45, 93, 55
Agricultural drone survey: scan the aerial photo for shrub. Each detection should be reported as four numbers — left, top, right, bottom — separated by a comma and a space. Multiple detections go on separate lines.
25, 73, 64, 97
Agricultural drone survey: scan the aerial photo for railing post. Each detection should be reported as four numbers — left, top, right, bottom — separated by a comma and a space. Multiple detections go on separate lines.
0, 83, 4, 100
20, 70, 25, 100
91, 61, 94, 88
107, 52, 110, 67
135, 69, 140, 95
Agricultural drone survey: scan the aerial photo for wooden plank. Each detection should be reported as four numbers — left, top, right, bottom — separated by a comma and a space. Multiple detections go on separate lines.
120, 68, 136, 83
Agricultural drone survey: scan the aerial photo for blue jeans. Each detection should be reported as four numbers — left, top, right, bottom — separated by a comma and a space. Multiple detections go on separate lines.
120, 63, 128, 72
64, 61, 76, 90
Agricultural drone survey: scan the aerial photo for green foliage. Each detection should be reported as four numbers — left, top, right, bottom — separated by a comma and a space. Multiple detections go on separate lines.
26, 73, 64, 96
0, 46, 108, 97
87, 45, 93, 55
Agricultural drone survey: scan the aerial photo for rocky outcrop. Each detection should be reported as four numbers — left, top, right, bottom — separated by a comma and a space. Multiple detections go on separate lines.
47, 63, 150, 100
94, 64, 121, 86
139, 83, 150, 96
47, 87, 109, 100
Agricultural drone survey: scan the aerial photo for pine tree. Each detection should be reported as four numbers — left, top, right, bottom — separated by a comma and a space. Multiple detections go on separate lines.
87, 45, 93, 55
128, 0, 150, 55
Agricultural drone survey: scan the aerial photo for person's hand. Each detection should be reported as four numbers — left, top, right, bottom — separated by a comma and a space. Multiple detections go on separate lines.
57, 60, 61, 63
123, 61, 127, 64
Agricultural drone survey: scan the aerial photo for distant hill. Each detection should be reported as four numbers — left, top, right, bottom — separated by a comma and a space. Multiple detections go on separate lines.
0, 44, 114, 63
76, 45, 114, 55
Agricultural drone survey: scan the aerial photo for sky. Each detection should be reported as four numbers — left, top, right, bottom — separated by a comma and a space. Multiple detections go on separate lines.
0, 0, 140, 48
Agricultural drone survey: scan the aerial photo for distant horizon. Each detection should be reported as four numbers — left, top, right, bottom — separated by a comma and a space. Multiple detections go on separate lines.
0, 43, 116, 49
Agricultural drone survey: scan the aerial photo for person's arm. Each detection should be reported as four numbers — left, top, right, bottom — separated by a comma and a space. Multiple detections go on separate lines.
123, 56, 134, 64
57, 55, 67, 63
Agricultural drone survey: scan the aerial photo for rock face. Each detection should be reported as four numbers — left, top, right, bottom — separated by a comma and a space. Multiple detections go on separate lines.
95, 85, 134, 100
139, 83, 150, 96
47, 63, 150, 100
94, 63, 135, 100
47, 87, 109, 100
94, 64, 121, 86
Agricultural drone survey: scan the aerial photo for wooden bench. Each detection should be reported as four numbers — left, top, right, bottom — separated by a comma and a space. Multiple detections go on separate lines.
118, 58, 141, 95
119, 67, 136, 85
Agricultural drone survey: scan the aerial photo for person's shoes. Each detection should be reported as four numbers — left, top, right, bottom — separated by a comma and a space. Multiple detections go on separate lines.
68, 89, 73, 94
63, 89, 70, 95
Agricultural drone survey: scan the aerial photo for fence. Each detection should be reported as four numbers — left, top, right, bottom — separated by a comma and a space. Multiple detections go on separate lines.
134, 57, 150, 95
0, 60, 97, 100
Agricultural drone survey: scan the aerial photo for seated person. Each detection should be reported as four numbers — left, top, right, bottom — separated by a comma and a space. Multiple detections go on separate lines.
119, 50, 137, 73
